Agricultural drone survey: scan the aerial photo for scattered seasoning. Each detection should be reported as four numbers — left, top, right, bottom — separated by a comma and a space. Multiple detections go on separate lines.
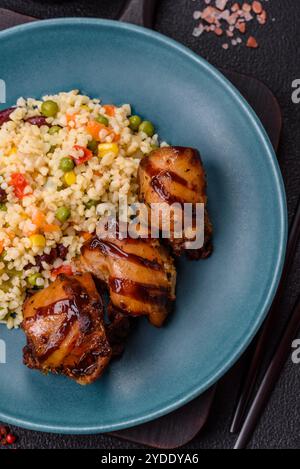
252, 0, 263, 14
192, 0, 270, 49
6, 434, 16, 445
247, 35, 259, 48
0, 425, 17, 446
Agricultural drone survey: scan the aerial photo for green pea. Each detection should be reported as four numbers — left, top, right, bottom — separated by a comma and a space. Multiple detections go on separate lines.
87, 139, 99, 154
41, 100, 59, 118
55, 206, 71, 223
0, 203, 7, 212
129, 115, 142, 131
27, 273, 43, 287
95, 115, 109, 126
139, 120, 155, 137
85, 199, 99, 209
49, 125, 62, 135
59, 157, 75, 173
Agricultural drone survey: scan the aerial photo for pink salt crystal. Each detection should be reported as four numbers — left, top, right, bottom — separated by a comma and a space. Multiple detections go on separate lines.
216, 0, 228, 10
222, 43, 229, 49
242, 3, 251, 12
193, 25, 204, 37
228, 13, 238, 25
257, 10, 267, 24
219, 9, 230, 21
201, 6, 220, 24
231, 3, 240, 12
193, 11, 202, 20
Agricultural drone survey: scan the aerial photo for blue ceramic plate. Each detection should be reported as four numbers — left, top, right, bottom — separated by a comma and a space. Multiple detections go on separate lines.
0, 19, 287, 433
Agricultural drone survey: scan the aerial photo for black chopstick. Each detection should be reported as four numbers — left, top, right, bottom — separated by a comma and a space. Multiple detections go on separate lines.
231, 195, 300, 434
234, 291, 300, 449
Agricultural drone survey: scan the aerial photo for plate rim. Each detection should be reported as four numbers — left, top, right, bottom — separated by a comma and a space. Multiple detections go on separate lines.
0, 17, 288, 434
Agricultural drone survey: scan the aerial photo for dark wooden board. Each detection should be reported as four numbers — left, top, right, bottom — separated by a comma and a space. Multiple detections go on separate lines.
0, 7, 281, 448
0, 8, 36, 28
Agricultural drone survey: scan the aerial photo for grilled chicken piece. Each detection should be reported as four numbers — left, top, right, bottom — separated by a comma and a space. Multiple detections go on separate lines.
22, 273, 112, 385
77, 233, 176, 327
138, 146, 213, 260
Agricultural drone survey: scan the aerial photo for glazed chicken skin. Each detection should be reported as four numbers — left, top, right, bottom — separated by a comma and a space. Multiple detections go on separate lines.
22, 273, 112, 385
138, 146, 213, 260
78, 232, 177, 328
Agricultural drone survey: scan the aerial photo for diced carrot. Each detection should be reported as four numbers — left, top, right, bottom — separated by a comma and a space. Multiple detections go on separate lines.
102, 105, 116, 117
86, 120, 118, 142
86, 120, 106, 140
32, 210, 45, 228
51, 264, 73, 278
0, 241, 4, 255
43, 223, 61, 233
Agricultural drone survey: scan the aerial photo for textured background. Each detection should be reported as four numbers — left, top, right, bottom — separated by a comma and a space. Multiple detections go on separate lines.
0, 0, 300, 450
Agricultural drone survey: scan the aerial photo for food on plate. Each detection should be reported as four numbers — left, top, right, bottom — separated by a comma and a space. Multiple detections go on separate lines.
0, 90, 164, 328
138, 146, 213, 259
0, 91, 213, 384
22, 273, 112, 385
77, 226, 177, 327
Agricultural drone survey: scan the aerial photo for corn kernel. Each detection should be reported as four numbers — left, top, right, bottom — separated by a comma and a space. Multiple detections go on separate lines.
98, 143, 119, 158
9, 146, 17, 156
64, 171, 77, 186
29, 234, 46, 248
81, 104, 90, 111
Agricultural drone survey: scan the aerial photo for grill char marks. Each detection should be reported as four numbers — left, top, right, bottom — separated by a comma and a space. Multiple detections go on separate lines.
87, 238, 163, 271
78, 232, 176, 328
141, 157, 194, 206
138, 146, 213, 260
109, 278, 170, 307
22, 273, 112, 385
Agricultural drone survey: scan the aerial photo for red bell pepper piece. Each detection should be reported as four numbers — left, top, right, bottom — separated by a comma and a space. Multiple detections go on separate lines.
72, 145, 93, 165
9, 173, 31, 199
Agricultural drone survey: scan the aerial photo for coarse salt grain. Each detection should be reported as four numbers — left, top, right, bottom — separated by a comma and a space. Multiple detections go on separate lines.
216, 0, 228, 10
